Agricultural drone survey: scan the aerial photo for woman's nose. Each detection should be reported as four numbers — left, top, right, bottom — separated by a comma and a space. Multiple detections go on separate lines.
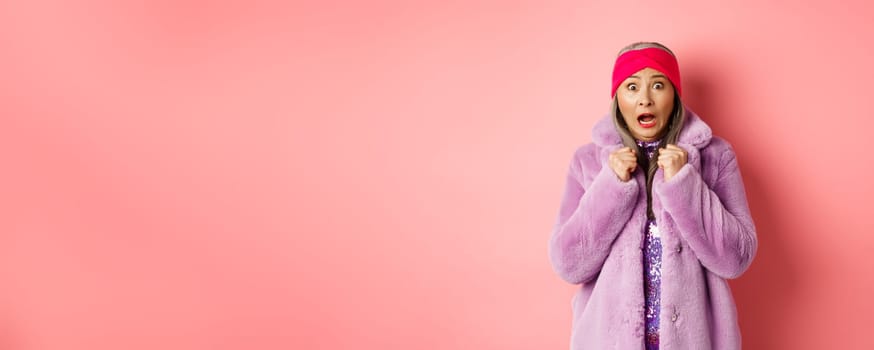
638, 96, 653, 106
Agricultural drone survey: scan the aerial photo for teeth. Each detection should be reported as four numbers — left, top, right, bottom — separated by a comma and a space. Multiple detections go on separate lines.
638, 114, 655, 125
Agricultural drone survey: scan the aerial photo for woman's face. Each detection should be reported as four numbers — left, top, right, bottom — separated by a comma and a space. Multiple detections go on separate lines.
616, 67, 676, 142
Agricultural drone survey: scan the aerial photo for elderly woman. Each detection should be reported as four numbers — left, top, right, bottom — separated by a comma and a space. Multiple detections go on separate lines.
548, 42, 758, 349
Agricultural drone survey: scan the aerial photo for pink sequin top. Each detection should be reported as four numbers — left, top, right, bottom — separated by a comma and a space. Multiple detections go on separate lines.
637, 139, 663, 350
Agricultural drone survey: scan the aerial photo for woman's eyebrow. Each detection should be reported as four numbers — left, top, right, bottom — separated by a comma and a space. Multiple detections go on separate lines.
628, 74, 667, 80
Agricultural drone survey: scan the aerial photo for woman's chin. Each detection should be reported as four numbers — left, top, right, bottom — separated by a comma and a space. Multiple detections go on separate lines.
631, 128, 664, 141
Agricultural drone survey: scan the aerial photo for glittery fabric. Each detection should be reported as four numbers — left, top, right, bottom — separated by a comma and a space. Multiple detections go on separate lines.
637, 139, 663, 350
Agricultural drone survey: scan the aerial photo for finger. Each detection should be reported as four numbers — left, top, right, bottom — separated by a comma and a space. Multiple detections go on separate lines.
615, 153, 637, 162
612, 157, 636, 168
656, 158, 674, 168
661, 149, 685, 159
616, 154, 637, 162
619, 146, 633, 153
666, 144, 688, 156
657, 154, 677, 162
659, 147, 681, 155
660, 148, 680, 157
658, 151, 686, 164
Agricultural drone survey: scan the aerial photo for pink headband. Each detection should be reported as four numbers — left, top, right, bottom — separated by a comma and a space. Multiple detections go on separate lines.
611, 47, 681, 98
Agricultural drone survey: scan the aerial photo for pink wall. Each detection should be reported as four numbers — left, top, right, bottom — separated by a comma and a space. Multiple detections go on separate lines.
1, 0, 873, 349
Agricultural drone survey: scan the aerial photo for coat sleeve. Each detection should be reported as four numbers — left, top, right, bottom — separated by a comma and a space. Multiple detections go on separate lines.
654, 146, 758, 279
548, 147, 640, 284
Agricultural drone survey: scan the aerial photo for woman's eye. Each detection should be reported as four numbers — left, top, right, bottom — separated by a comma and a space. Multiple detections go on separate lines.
654, 82, 664, 89
627, 84, 637, 91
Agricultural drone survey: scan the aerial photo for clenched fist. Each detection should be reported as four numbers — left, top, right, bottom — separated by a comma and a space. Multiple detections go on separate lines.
609, 147, 638, 182
657, 144, 688, 182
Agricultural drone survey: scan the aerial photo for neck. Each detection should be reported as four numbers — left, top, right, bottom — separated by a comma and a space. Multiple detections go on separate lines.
635, 138, 662, 146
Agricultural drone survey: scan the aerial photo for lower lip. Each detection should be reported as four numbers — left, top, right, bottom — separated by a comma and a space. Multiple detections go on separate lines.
639, 119, 657, 128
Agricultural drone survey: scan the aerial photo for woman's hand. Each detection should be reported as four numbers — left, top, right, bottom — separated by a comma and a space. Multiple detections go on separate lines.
609, 147, 638, 182
657, 144, 688, 182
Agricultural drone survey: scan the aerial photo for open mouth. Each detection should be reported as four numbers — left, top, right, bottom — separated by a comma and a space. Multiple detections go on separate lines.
637, 113, 657, 128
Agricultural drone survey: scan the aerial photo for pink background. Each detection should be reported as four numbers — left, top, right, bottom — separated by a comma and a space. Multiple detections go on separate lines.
2, 0, 873, 349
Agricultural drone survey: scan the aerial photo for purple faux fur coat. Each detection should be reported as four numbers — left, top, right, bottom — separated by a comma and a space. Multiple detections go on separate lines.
548, 107, 757, 349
